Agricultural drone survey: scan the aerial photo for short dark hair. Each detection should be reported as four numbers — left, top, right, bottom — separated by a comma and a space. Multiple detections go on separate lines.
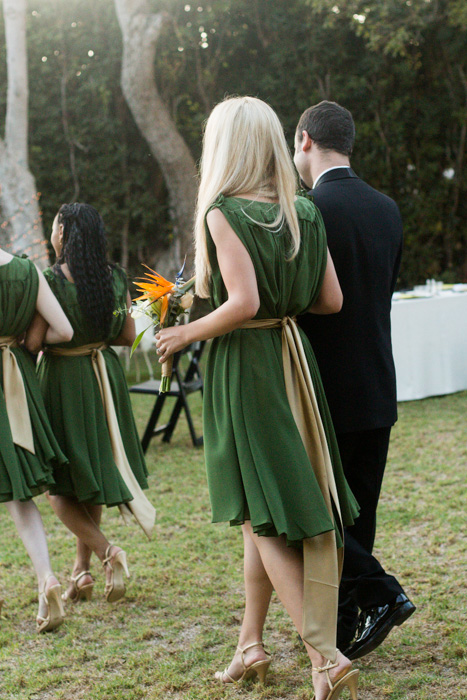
296, 101, 355, 156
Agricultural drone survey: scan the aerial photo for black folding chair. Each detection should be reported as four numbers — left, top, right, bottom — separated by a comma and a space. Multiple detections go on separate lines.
129, 341, 205, 452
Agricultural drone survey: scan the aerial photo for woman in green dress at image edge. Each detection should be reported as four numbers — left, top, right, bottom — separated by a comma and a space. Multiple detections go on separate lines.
32, 203, 154, 605
0, 246, 74, 632
155, 96, 360, 700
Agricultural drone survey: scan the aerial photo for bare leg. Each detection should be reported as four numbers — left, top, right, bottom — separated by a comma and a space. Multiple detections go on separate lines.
65, 504, 103, 596
4, 500, 60, 618
243, 522, 352, 700
75, 504, 102, 569
47, 495, 122, 590
218, 524, 273, 681
47, 495, 109, 560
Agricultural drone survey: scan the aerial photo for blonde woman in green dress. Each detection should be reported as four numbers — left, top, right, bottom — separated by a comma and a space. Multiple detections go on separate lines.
155, 97, 360, 700
30, 203, 154, 605
0, 245, 73, 632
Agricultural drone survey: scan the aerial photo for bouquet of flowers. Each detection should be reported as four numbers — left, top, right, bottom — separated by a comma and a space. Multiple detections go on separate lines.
130, 261, 195, 392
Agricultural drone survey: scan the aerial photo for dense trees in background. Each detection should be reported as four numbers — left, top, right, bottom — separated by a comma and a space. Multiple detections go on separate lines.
115, 0, 197, 272
0, 0, 466, 286
0, 0, 46, 266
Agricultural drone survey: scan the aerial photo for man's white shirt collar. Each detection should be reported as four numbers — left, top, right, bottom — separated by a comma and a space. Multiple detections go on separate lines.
313, 166, 349, 190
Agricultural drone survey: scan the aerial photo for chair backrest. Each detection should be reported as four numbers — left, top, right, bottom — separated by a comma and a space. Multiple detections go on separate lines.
174, 340, 206, 379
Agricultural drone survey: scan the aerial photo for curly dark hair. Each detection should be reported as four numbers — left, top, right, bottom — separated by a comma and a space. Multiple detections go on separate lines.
55, 203, 115, 339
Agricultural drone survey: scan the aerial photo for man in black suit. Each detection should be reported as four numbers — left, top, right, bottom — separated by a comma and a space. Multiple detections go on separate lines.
294, 101, 415, 659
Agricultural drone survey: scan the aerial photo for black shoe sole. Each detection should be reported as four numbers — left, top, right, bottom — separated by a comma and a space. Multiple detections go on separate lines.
345, 602, 416, 660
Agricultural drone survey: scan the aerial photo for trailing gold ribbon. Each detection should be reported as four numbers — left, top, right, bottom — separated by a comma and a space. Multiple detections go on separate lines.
45, 343, 156, 539
241, 317, 343, 661
0, 336, 35, 454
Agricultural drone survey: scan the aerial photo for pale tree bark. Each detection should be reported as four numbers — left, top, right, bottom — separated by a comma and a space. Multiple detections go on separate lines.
0, 0, 47, 267
115, 0, 198, 275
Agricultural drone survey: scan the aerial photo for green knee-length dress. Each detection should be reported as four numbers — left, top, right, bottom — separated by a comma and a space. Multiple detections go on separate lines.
203, 195, 359, 546
37, 265, 148, 506
0, 256, 67, 502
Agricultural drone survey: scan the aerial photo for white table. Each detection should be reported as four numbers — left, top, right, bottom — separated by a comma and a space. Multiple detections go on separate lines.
391, 291, 467, 401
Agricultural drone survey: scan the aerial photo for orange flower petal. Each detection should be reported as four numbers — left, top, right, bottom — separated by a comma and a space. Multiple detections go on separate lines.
160, 295, 170, 324
141, 264, 172, 287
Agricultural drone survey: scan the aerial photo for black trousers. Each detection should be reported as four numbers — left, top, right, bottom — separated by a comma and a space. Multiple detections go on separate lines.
337, 427, 404, 641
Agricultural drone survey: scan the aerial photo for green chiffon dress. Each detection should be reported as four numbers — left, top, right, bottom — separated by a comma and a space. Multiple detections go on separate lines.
37, 265, 148, 506
203, 195, 359, 547
0, 256, 67, 502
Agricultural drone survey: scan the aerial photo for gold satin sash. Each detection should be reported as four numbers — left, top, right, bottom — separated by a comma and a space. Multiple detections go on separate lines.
241, 317, 343, 661
0, 336, 35, 454
45, 343, 156, 540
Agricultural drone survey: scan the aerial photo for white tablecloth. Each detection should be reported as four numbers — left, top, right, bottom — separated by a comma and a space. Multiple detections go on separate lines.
391, 292, 467, 401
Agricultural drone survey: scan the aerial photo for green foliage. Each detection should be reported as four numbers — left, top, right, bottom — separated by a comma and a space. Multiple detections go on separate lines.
1, 0, 170, 277
1, 0, 466, 285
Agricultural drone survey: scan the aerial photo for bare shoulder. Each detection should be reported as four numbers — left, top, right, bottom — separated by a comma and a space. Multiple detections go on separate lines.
206, 206, 229, 228
206, 207, 235, 244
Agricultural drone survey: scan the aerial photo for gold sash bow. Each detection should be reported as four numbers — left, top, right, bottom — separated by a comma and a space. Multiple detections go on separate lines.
241, 317, 343, 661
0, 336, 35, 454
45, 343, 156, 539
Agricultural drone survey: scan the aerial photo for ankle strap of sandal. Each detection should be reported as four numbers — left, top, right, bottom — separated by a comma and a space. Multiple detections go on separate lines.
312, 660, 339, 692
238, 641, 265, 654
71, 571, 93, 584
312, 661, 339, 673
102, 545, 115, 568
237, 641, 270, 670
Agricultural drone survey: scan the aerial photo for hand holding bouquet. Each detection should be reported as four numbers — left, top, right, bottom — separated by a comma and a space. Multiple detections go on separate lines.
131, 261, 195, 392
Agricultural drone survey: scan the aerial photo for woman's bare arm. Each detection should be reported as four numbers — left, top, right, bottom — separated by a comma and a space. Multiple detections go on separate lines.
25, 269, 74, 353
307, 249, 343, 314
155, 207, 260, 363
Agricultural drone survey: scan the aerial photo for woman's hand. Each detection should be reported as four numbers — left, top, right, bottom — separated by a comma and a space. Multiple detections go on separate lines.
155, 325, 189, 363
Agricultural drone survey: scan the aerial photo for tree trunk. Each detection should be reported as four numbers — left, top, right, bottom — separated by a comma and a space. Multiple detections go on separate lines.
0, 0, 47, 267
115, 0, 198, 276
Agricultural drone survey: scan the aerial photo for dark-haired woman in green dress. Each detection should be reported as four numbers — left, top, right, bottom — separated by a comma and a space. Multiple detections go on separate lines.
155, 97, 360, 700
0, 245, 73, 632
30, 203, 155, 605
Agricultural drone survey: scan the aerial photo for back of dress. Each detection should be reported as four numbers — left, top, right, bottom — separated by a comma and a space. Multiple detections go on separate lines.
206, 195, 327, 319
0, 256, 67, 502
0, 257, 38, 336
37, 262, 148, 510
203, 194, 359, 659
42, 265, 128, 346
203, 194, 358, 546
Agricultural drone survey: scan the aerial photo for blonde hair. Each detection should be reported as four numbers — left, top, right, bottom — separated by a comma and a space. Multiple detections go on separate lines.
194, 96, 300, 298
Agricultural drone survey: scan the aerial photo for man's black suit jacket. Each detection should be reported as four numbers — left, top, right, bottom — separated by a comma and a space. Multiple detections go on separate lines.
299, 167, 403, 434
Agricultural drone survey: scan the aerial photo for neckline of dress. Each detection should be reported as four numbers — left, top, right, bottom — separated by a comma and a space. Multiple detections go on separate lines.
229, 195, 279, 205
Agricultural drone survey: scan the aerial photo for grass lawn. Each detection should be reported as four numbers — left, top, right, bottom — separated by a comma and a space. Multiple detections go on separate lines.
0, 360, 466, 699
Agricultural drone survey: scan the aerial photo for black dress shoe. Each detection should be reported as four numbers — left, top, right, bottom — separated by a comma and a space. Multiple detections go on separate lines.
344, 594, 416, 660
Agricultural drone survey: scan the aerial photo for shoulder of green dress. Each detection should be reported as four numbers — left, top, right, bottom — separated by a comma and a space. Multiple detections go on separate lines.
206, 194, 226, 215
295, 194, 318, 223
10, 254, 36, 279
111, 263, 128, 295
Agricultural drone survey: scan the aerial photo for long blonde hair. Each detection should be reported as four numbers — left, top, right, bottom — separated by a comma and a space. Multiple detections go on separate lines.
194, 96, 300, 299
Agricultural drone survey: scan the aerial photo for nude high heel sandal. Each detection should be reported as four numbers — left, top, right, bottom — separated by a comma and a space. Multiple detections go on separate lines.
62, 571, 95, 603
215, 642, 271, 685
103, 545, 130, 603
36, 575, 65, 633
312, 660, 359, 700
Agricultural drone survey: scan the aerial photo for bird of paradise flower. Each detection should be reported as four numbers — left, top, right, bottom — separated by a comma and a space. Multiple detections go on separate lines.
129, 260, 195, 392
